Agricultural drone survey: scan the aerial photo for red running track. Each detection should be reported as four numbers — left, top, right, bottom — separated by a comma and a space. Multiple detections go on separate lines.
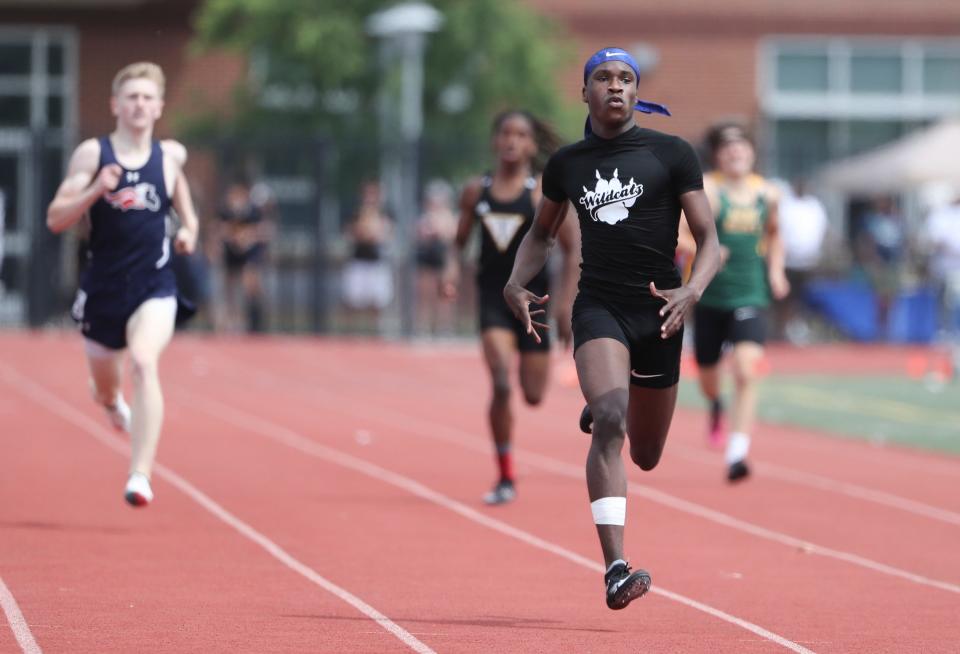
1, 332, 957, 653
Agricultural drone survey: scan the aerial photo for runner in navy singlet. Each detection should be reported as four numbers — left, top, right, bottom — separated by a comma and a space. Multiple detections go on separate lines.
504, 48, 722, 609
442, 110, 580, 506
46, 62, 200, 508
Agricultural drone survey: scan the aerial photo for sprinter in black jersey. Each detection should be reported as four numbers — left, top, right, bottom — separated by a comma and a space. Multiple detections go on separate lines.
504, 48, 721, 610
442, 110, 580, 506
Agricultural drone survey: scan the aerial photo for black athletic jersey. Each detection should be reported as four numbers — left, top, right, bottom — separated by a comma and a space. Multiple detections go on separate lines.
475, 175, 548, 293
542, 126, 702, 304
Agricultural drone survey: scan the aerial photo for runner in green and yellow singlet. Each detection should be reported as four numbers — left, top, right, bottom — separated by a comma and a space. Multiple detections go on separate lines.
693, 122, 789, 482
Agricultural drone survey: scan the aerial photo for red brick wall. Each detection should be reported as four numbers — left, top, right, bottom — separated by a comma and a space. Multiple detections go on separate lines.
0, 0, 245, 142
530, 0, 960, 145
3, 1, 955, 151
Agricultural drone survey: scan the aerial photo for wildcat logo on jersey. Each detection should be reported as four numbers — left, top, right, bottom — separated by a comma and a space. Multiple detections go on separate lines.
104, 183, 161, 212
578, 169, 643, 225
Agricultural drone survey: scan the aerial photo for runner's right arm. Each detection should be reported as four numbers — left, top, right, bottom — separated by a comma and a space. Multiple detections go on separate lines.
440, 179, 481, 299
47, 139, 119, 233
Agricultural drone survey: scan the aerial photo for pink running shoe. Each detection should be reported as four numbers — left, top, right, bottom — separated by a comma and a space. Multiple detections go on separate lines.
708, 399, 726, 448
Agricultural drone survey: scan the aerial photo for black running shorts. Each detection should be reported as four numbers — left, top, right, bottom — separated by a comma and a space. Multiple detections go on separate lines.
571, 293, 682, 389
693, 304, 767, 367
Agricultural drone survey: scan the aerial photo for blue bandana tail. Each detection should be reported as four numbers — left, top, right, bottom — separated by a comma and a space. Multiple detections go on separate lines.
634, 100, 671, 117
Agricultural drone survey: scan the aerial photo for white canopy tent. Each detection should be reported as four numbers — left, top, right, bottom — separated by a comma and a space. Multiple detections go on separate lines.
817, 119, 960, 194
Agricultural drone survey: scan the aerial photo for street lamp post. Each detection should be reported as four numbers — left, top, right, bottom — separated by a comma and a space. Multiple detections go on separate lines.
366, 2, 443, 338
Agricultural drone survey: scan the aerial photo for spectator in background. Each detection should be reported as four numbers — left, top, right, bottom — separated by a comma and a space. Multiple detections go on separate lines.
924, 191, 960, 338
774, 178, 828, 343
0, 189, 5, 296
856, 195, 906, 330
216, 171, 276, 333
342, 180, 393, 333
415, 179, 458, 336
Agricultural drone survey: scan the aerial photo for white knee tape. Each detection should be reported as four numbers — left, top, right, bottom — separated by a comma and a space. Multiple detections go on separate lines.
591, 497, 627, 525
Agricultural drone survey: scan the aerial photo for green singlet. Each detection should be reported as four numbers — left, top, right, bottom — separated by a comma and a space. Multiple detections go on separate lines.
699, 173, 770, 310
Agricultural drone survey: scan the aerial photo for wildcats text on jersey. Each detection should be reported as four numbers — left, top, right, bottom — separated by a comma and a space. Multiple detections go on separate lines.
578, 169, 643, 225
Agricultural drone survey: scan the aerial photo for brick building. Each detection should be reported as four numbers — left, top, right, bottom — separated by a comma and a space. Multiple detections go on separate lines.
529, 0, 960, 176
0, 0, 239, 324
1, 0, 958, 325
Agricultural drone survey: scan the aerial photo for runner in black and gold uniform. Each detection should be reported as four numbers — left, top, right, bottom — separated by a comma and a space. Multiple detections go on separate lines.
442, 110, 580, 506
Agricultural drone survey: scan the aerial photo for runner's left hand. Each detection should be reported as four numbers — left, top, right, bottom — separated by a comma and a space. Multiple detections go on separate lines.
769, 270, 791, 300
650, 281, 697, 339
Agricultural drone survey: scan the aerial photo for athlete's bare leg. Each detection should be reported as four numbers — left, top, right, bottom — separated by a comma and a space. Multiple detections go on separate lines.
575, 338, 630, 567
85, 339, 130, 432
625, 384, 679, 471
730, 342, 762, 435
518, 350, 550, 406
697, 362, 721, 403
126, 296, 176, 477
481, 328, 517, 449
479, 327, 520, 502
86, 340, 124, 407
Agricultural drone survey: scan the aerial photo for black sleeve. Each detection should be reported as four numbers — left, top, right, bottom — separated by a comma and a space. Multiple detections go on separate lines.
665, 137, 704, 196
541, 151, 567, 203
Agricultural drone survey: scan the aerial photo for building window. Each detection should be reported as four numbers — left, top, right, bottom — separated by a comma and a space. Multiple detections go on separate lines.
849, 52, 902, 94
762, 38, 960, 178
924, 54, 960, 94
0, 27, 77, 325
776, 53, 830, 92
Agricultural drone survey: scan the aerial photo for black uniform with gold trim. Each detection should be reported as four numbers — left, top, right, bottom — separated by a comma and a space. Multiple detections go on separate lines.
475, 174, 550, 351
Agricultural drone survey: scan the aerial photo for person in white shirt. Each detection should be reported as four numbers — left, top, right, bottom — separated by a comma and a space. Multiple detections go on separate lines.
924, 194, 960, 338
775, 178, 828, 343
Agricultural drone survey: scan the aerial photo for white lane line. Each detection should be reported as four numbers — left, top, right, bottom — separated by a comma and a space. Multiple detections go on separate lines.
191, 395, 816, 654
518, 450, 960, 596
216, 357, 960, 597
670, 445, 960, 527
246, 345, 960, 527
0, 576, 42, 654
0, 366, 435, 654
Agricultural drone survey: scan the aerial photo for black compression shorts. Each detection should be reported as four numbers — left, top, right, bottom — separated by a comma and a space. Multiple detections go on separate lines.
572, 293, 682, 389
693, 304, 767, 367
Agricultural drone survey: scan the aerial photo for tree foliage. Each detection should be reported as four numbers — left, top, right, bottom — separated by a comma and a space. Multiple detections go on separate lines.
192, 0, 581, 164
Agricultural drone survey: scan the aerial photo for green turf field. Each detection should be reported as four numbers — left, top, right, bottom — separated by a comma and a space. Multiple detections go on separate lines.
677, 374, 960, 455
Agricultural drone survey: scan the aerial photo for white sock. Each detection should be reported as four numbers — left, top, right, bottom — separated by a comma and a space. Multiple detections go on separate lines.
725, 432, 751, 465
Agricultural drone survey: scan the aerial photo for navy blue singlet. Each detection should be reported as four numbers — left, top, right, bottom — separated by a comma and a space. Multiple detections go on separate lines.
83, 136, 174, 293
73, 137, 179, 349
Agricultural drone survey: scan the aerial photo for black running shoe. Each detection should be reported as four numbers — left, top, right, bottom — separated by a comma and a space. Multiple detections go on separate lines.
579, 404, 593, 434
483, 479, 516, 505
604, 561, 651, 610
727, 459, 750, 483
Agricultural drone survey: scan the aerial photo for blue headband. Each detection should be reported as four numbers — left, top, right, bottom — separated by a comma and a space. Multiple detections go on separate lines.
583, 47, 670, 137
